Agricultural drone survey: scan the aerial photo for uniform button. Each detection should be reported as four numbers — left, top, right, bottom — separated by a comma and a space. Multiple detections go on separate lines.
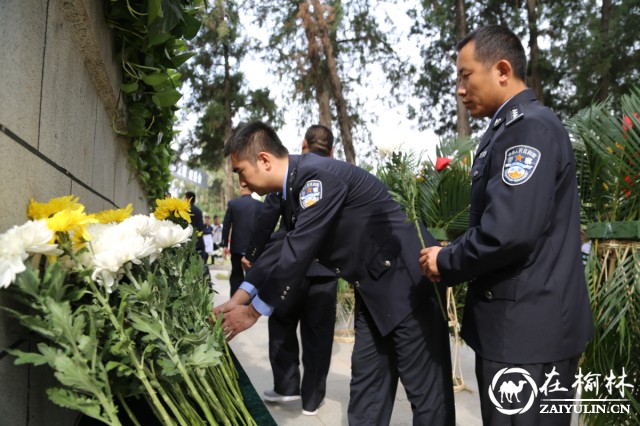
281, 296, 285, 300
484, 290, 494, 301
354, 281, 360, 288
286, 286, 290, 291
335, 268, 341, 275
383, 260, 391, 268
474, 170, 479, 177
314, 258, 320, 262
283, 291, 287, 295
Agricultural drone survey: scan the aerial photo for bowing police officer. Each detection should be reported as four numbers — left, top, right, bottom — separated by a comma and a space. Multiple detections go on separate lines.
242, 125, 338, 416
214, 121, 455, 425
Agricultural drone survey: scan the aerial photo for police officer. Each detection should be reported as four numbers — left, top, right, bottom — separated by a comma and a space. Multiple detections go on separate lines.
214, 122, 455, 425
242, 125, 338, 416
420, 25, 594, 425
221, 186, 262, 297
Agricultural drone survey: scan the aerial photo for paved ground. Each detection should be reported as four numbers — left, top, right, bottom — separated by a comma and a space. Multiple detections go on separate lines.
209, 264, 482, 426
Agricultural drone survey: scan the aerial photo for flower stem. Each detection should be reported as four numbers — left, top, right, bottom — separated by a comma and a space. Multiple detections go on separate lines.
86, 279, 176, 425
152, 309, 217, 425
414, 220, 447, 322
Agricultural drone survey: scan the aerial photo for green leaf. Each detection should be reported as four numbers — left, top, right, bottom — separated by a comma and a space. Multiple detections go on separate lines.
185, 344, 222, 368
147, 0, 162, 26
152, 88, 182, 107
181, 12, 201, 40
142, 72, 169, 87
157, 356, 181, 376
128, 312, 163, 341
53, 355, 96, 393
6, 349, 50, 366
47, 388, 103, 421
120, 81, 139, 93
148, 31, 172, 47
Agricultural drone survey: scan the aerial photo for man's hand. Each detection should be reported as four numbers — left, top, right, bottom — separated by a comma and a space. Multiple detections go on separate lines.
241, 256, 252, 270
220, 304, 261, 341
212, 289, 251, 318
419, 246, 443, 282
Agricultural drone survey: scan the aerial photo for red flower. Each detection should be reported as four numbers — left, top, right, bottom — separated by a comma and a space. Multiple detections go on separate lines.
435, 157, 451, 171
623, 112, 639, 133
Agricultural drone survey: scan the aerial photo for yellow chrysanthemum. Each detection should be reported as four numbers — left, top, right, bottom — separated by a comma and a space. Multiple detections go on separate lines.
46, 207, 99, 246
154, 198, 191, 223
94, 203, 133, 224
28, 195, 83, 220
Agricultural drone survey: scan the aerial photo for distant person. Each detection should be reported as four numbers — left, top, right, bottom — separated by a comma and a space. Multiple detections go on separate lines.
184, 191, 206, 262
211, 215, 223, 262
242, 125, 337, 416
221, 187, 262, 296
203, 215, 214, 264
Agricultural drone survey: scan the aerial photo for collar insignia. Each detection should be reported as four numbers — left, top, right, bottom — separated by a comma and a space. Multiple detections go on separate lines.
505, 106, 524, 127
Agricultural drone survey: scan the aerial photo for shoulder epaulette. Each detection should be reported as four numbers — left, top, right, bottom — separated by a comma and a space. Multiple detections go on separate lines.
505, 105, 525, 127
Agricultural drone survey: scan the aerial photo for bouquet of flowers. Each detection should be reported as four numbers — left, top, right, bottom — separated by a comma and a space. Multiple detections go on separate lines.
1, 196, 255, 425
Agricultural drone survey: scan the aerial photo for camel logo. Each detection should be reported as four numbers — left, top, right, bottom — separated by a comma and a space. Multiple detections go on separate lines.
489, 367, 539, 415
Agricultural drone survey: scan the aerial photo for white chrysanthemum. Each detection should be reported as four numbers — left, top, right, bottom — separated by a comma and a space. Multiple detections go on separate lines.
0, 220, 61, 288
152, 221, 192, 249
20, 220, 62, 257
120, 214, 158, 238
0, 255, 25, 289
83, 221, 159, 292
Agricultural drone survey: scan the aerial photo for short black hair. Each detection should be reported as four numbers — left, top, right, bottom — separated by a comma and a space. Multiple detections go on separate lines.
185, 191, 196, 204
224, 121, 289, 164
456, 25, 527, 81
304, 125, 334, 157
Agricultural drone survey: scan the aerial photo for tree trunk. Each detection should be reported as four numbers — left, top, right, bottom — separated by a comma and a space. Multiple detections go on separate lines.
597, 0, 611, 102
526, 0, 544, 103
300, 3, 332, 127
222, 24, 235, 205
455, 0, 471, 137
309, 0, 356, 164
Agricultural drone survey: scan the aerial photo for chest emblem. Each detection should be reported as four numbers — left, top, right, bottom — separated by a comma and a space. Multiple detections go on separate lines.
502, 145, 541, 186
299, 180, 323, 209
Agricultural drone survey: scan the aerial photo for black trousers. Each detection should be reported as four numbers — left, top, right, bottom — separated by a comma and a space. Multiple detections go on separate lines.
475, 354, 580, 426
268, 277, 337, 411
229, 253, 245, 297
348, 292, 455, 426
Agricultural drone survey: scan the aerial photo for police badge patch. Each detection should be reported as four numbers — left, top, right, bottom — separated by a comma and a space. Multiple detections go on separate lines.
299, 180, 323, 209
502, 145, 541, 186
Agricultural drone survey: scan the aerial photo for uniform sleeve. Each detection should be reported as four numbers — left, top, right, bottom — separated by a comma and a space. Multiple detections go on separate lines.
245, 193, 282, 263
438, 117, 560, 284
251, 170, 348, 307
221, 203, 232, 247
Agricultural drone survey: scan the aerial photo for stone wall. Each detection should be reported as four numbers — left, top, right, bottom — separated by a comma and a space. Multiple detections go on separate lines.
0, 1, 149, 424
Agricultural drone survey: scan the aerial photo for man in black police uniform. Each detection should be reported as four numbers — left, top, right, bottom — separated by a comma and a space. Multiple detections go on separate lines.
221, 186, 262, 297
420, 25, 594, 425
241, 125, 338, 416
214, 121, 455, 425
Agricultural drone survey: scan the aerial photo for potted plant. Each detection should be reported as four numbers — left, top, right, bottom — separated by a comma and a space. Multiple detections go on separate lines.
567, 86, 640, 425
